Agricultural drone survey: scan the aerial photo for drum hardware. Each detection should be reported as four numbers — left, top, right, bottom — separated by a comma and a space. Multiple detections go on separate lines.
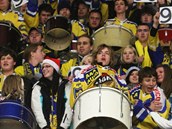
71, 40, 77, 51
165, 30, 167, 36
120, 90, 123, 118
99, 84, 102, 113
130, 105, 133, 129
78, 99, 81, 120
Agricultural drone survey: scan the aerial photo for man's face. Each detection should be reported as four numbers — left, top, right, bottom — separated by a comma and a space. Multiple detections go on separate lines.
77, 36, 93, 57
59, 8, 71, 19
29, 30, 42, 44
0, 0, 10, 11
78, 3, 89, 19
0, 54, 16, 72
89, 12, 101, 29
141, 13, 153, 24
114, 0, 128, 14
137, 25, 150, 43
39, 11, 51, 24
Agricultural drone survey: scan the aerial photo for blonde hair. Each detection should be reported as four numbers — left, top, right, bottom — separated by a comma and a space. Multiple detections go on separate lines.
2, 75, 24, 101
120, 45, 139, 64
80, 54, 94, 65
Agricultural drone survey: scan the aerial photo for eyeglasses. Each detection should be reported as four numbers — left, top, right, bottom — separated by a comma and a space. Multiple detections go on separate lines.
42, 65, 52, 69
137, 29, 149, 32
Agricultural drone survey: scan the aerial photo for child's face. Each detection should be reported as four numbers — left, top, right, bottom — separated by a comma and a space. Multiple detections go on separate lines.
141, 76, 157, 94
83, 57, 93, 65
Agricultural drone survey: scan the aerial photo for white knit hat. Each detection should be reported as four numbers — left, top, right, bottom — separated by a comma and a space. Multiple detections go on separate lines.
42, 58, 60, 73
125, 66, 140, 78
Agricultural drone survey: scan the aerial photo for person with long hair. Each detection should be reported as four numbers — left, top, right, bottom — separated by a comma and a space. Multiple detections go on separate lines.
2, 75, 24, 102
156, 64, 172, 119
31, 57, 68, 129
117, 45, 139, 79
156, 64, 172, 99
1, 74, 33, 108
70, 44, 127, 108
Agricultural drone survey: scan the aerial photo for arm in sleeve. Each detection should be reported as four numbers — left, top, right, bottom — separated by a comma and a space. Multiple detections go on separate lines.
31, 84, 47, 128
24, 0, 39, 28
150, 112, 172, 129
60, 83, 73, 129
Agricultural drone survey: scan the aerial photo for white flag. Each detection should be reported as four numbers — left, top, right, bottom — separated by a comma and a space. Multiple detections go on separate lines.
12, 0, 28, 8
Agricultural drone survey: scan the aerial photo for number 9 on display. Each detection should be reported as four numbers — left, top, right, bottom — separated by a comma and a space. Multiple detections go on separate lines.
160, 7, 172, 24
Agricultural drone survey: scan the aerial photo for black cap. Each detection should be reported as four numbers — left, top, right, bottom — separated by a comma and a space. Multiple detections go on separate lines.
28, 27, 42, 35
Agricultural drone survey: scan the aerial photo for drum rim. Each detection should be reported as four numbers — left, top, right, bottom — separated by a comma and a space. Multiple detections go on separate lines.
91, 25, 134, 38
0, 22, 22, 37
46, 15, 69, 23
158, 28, 172, 31
45, 28, 71, 35
73, 87, 130, 107
0, 101, 37, 129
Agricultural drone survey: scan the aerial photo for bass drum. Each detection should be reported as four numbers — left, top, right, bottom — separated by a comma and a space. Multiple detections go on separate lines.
0, 100, 37, 129
0, 21, 22, 52
44, 15, 72, 51
73, 87, 132, 129
92, 25, 135, 51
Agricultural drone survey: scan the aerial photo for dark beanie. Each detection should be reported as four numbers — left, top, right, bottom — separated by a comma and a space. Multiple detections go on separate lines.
58, 1, 71, 13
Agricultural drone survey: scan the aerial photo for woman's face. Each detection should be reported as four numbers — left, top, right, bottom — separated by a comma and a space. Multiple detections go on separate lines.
122, 47, 135, 63
129, 70, 139, 84
156, 67, 165, 83
42, 63, 54, 80
96, 47, 111, 66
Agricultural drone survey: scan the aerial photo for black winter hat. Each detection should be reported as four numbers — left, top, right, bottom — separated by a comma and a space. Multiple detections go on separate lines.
58, 1, 71, 13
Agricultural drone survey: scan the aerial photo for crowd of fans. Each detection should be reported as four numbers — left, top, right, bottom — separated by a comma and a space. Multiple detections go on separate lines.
0, 0, 172, 129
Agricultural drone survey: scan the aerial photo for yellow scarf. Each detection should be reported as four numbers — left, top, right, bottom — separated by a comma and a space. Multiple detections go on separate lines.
0, 74, 5, 91
135, 40, 152, 67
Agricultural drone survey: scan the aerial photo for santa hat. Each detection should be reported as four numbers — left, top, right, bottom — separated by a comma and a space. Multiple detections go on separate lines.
42, 57, 60, 73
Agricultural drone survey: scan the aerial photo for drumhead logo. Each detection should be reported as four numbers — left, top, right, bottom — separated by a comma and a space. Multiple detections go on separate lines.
84, 67, 99, 85
94, 73, 112, 86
